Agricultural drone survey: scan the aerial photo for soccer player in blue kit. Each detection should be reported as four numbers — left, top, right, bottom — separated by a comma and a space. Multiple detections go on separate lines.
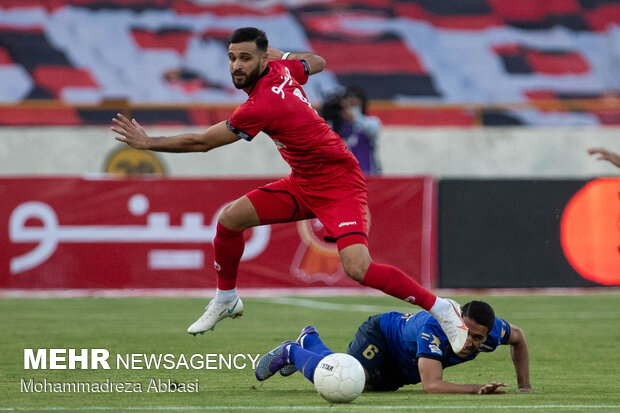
256, 301, 532, 394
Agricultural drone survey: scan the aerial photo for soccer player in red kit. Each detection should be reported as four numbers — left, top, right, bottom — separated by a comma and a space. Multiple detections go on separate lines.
111, 27, 468, 353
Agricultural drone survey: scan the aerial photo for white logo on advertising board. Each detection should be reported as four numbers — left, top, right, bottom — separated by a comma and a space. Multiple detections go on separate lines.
9, 194, 270, 274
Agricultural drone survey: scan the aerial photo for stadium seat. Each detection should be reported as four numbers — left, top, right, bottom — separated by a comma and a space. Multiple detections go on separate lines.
0, 0, 617, 125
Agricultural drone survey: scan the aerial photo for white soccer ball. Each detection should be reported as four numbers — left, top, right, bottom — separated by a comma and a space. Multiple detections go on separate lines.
313, 353, 365, 403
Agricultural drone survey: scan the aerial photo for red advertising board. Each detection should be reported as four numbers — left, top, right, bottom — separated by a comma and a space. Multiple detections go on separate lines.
0, 177, 436, 290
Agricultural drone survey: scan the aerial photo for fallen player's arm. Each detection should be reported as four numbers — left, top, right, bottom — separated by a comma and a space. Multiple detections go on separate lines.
507, 323, 533, 392
111, 115, 239, 153
418, 357, 507, 394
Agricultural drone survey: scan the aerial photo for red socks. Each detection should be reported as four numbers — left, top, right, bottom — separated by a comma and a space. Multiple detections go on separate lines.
214, 221, 436, 311
360, 262, 437, 311
213, 222, 245, 290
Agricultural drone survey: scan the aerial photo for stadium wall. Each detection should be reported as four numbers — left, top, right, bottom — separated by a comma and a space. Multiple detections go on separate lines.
2, 126, 619, 289
2, 126, 620, 177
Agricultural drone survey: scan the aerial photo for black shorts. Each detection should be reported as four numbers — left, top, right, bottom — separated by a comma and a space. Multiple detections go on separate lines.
346, 314, 406, 391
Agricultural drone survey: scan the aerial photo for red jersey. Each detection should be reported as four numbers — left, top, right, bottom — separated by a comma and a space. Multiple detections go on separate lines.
227, 59, 359, 183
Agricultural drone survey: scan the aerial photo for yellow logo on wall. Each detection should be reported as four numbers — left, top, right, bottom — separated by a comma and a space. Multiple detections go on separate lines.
104, 146, 167, 176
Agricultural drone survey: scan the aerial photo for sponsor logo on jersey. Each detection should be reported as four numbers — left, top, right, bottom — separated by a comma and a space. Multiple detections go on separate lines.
429, 344, 442, 355
338, 221, 357, 228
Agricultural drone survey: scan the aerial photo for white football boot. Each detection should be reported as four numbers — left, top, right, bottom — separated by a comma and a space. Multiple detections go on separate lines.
433, 299, 469, 354
187, 297, 243, 335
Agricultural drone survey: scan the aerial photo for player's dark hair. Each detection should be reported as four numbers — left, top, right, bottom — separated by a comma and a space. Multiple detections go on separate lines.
228, 27, 268, 52
343, 85, 368, 115
320, 93, 344, 135
461, 301, 495, 332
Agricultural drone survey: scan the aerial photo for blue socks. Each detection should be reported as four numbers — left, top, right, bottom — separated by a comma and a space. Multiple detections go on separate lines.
300, 331, 333, 356
289, 346, 322, 382
288, 333, 333, 383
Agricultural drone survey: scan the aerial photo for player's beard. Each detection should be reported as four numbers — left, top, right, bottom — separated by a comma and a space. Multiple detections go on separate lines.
231, 63, 262, 90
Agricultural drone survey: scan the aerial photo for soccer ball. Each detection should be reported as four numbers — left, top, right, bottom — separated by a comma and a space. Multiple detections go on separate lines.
313, 353, 365, 403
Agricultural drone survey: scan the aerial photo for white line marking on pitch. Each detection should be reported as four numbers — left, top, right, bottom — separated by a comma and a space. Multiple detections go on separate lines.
262, 296, 413, 313
3, 406, 620, 411
263, 297, 620, 320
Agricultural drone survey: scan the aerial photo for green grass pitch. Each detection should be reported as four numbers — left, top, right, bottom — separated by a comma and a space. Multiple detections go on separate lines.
1, 293, 620, 412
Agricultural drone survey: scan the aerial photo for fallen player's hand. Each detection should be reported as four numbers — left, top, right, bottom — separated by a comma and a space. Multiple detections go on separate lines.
477, 382, 507, 394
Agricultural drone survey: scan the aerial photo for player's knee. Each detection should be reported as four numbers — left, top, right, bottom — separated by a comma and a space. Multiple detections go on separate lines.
218, 198, 259, 231
342, 256, 371, 282
218, 204, 247, 231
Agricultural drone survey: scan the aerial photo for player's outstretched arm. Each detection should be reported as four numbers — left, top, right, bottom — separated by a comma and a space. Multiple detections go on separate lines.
588, 147, 620, 168
111, 114, 239, 153
507, 323, 533, 393
418, 358, 507, 394
266, 46, 326, 75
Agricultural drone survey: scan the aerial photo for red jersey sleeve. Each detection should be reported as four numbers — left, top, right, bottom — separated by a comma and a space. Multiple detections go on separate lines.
227, 101, 268, 142
279, 59, 309, 85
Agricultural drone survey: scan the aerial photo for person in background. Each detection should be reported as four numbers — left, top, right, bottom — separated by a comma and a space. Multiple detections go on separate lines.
322, 86, 382, 175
